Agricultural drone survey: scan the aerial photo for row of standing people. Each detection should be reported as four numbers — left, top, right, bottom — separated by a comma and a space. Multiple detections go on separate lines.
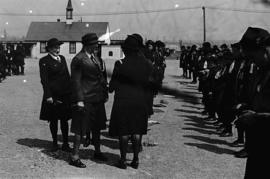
178, 43, 231, 84
0, 43, 26, 81
38, 34, 168, 169
194, 27, 270, 179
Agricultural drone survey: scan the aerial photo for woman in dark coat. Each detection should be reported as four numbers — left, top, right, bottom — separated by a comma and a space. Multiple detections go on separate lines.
69, 33, 108, 168
109, 35, 152, 169
39, 38, 72, 152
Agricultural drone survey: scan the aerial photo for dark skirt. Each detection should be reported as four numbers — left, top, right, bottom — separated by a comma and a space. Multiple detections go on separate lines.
70, 102, 107, 136
39, 95, 72, 122
109, 99, 148, 137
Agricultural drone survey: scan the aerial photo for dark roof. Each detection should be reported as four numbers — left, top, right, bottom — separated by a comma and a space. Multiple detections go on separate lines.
25, 21, 108, 42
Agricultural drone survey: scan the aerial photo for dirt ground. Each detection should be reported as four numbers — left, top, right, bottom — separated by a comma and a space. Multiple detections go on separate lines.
0, 58, 246, 179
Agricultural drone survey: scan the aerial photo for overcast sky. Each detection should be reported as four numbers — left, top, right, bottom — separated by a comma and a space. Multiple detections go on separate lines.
0, 0, 270, 42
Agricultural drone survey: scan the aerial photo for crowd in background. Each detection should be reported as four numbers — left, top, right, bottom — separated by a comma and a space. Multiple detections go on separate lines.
0, 43, 26, 82
178, 27, 270, 179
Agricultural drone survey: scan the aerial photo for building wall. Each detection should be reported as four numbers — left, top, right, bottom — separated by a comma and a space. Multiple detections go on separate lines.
31, 42, 124, 61
31, 42, 82, 60
101, 45, 123, 60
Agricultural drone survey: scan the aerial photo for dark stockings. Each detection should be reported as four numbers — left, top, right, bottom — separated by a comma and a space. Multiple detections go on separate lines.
119, 134, 141, 162
237, 127, 245, 142
92, 130, 101, 153
72, 134, 81, 160
131, 135, 140, 161
49, 119, 69, 146
119, 135, 129, 161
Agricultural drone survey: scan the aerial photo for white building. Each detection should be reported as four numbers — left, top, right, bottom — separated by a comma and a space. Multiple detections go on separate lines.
25, 0, 115, 60
101, 45, 124, 60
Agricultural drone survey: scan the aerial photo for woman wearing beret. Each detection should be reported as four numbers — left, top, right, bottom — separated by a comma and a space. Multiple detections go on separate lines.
69, 33, 108, 168
39, 38, 72, 152
109, 35, 152, 169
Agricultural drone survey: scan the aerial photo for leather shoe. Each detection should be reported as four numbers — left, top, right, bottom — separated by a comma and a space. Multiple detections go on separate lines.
93, 152, 108, 161
69, 159, 86, 168
83, 138, 91, 147
234, 149, 248, 158
231, 139, 244, 147
130, 159, 139, 169
116, 160, 127, 169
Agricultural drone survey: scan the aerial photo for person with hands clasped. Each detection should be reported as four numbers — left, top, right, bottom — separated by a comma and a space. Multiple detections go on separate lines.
39, 38, 72, 153
69, 33, 108, 168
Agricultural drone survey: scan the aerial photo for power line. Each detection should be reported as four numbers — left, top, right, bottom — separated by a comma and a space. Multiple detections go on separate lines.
0, 6, 201, 17
207, 6, 270, 13
1, 6, 270, 17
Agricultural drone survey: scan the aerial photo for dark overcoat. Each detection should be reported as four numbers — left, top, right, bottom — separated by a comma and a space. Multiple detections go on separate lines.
70, 51, 108, 103
70, 51, 108, 135
108, 53, 152, 136
244, 69, 270, 179
39, 54, 71, 121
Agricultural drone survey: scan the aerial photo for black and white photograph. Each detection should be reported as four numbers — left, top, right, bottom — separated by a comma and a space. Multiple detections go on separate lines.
1, 0, 270, 178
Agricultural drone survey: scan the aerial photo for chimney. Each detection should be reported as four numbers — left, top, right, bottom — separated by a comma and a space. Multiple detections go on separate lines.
66, 0, 73, 25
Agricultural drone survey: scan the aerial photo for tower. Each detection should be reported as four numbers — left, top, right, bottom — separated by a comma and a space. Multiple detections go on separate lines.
66, 0, 73, 25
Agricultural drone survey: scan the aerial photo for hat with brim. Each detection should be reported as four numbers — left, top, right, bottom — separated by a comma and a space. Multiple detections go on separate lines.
239, 27, 270, 50
46, 38, 63, 50
82, 33, 98, 46
132, 33, 144, 47
121, 35, 139, 51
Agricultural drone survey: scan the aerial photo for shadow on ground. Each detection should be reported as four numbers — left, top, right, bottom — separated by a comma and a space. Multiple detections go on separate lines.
16, 138, 120, 167
175, 92, 237, 155
184, 142, 235, 155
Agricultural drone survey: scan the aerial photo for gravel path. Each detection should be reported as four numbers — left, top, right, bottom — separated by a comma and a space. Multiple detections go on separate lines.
0, 58, 245, 179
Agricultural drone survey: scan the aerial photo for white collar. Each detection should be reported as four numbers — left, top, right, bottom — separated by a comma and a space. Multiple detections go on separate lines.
85, 51, 94, 59
49, 53, 60, 61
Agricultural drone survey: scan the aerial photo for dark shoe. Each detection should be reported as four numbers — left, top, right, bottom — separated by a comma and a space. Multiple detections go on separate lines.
62, 144, 72, 152
231, 139, 244, 147
69, 159, 86, 168
116, 160, 127, 169
234, 149, 248, 158
93, 152, 108, 161
130, 159, 139, 169
220, 131, 233, 137
83, 138, 91, 147
51, 144, 60, 152
202, 110, 208, 115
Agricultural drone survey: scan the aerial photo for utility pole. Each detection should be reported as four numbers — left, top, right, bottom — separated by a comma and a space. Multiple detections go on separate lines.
202, 6, 206, 42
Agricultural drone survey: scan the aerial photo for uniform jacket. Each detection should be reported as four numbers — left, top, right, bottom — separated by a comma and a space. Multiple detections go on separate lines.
71, 50, 108, 103
39, 54, 71, 99
109, 53, 152, 104
39, 54, 71, 121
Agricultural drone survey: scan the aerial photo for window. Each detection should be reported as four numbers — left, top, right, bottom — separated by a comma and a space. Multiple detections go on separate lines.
109, 51, 113, 56
40, 42, 47, 53
69, 42, 76, 54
